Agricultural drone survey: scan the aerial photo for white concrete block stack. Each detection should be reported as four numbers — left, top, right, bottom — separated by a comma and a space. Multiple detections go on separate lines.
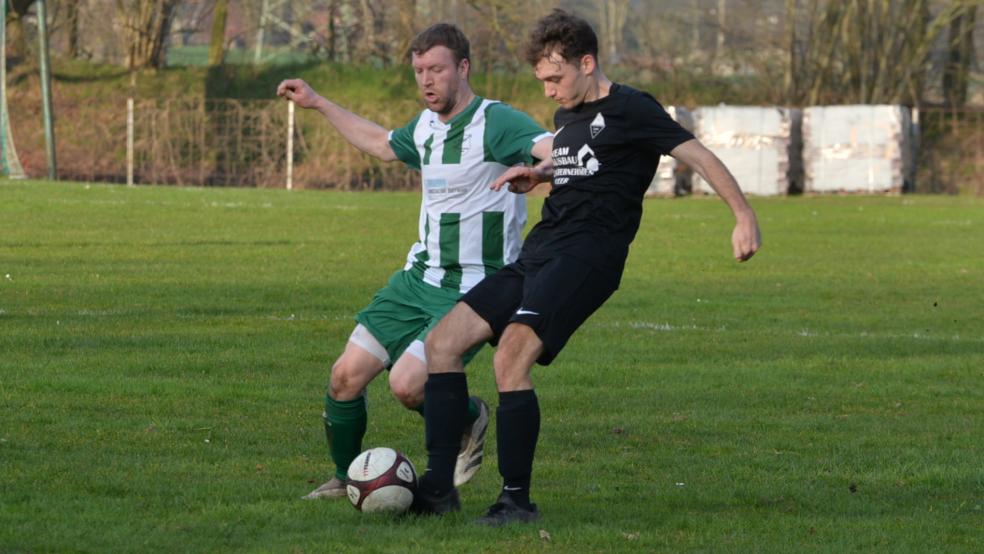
692, 106, 802, 196
802, 105, 913, 193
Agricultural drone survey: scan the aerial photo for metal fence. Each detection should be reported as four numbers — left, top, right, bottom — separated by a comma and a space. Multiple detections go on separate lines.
10, 97, 420, 190
7, 98, 983, 195
130, 98, 420, 190
133, 99, 286, 187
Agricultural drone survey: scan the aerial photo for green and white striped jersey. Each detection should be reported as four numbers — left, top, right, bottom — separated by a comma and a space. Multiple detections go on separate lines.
388, 96, 550, 293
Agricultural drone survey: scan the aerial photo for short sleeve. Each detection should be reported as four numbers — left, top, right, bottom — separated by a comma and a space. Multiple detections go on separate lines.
627, 94, 695, 156
483, 103, 552, 166
388, 113, 422, 169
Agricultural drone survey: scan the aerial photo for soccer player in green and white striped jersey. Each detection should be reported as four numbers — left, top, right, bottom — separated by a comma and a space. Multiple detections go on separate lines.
277, 23, 552, 500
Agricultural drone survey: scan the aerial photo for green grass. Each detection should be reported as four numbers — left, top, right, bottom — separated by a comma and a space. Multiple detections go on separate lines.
168, 46, 324, 67
1, 180, 982, 552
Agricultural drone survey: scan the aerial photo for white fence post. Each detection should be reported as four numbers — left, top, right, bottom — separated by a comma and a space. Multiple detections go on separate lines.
286, 100, 294, 190
911, 106, 920, 191
127, 97, 134, 186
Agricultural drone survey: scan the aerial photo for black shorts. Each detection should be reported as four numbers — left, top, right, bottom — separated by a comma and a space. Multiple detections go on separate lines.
461, 255, 620, 365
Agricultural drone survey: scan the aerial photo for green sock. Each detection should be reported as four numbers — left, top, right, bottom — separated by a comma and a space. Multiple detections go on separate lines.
413, 396, 479, 425
325, 395, 367, 480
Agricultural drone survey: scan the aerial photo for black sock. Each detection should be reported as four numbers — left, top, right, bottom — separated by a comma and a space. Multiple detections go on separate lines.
413, 396, 479, 427
497, 389, 539, 510
419, 372, 469, 496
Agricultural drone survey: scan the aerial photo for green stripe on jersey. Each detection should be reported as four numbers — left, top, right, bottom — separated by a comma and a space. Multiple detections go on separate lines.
422, 134, 434, 166
409, 217, 430, 280
482, 211, 505, 276
442, 98, 483, 165
417, 217, 431, 263
439, 212, 462, 289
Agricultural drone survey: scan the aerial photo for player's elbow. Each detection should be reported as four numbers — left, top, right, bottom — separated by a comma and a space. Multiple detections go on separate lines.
376, 148, 398, 162
372, 139, 398, 162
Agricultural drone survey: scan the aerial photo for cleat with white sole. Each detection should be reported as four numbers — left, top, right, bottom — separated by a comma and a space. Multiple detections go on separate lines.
303, 476, 348, 500
454, 396, 489, 487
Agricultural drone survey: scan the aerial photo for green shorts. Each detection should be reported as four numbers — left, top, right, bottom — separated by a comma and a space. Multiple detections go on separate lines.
355, 270, 481, 367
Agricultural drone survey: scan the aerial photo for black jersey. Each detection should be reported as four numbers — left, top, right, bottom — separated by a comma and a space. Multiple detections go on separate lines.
519, 84, 694, 272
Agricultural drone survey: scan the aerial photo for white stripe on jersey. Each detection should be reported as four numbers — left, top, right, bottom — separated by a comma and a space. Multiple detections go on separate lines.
401, 99, 529, 293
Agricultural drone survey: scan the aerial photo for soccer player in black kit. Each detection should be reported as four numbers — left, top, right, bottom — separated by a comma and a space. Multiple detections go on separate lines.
412, 9, 762, 525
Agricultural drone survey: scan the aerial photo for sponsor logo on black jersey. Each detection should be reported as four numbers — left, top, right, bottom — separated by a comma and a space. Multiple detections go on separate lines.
589, 113, 606, 139
577, 144, 600, 172
551, 143, 602, 185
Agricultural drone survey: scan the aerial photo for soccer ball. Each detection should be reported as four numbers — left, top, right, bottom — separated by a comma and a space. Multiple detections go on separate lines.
346, 447, 417, 513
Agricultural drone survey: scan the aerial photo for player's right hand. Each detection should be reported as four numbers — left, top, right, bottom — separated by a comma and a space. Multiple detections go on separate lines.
731, 213, 761, 262
276, 79, 322, 110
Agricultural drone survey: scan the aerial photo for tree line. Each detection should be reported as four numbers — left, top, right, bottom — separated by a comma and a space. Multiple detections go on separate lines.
4, 0, 980, 106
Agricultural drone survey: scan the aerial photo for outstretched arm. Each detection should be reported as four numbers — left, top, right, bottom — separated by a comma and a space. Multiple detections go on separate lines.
277, 78, 397, 162
670, 139, 761, 262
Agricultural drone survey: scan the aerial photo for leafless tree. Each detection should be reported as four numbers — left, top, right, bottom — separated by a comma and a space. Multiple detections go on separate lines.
208, 0, 228, 66
61, 0, 81, 58
5, 0, 37, 62
796, 0, 977, 105
600, 0, 629, 65
115, 0, 181, 70
942, 3, 977, 107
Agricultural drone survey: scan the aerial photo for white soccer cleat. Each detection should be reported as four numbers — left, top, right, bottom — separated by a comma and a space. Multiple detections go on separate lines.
302, 476, 348, 500
454, 396, 489, 487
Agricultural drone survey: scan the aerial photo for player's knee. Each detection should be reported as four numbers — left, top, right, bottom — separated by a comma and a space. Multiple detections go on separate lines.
329, 359, 365, 399
389, 373, 423, 409
493, 350, 523, 387
493, 331, 537, 390
424, 326, 457, 362
493, 362, 531, 391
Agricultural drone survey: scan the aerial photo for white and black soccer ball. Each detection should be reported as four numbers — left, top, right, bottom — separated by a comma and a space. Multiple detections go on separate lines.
346, 447, 417, 513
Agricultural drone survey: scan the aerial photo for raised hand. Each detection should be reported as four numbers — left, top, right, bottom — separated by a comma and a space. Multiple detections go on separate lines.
276, 79, 324, 110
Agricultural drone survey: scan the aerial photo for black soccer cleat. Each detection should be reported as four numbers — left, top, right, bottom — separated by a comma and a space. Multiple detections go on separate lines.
475, 492, 540, 526
409, 487, 461, 516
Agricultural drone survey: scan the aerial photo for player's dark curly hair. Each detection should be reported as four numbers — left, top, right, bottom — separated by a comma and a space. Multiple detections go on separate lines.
409, 23, 471, 65
525, 9, 598, 66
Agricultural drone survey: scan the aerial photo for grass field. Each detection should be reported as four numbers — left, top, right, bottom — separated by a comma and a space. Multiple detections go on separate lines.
1, 180, 982, 552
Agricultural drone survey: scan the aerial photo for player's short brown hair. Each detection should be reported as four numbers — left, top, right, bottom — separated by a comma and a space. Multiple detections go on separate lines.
525, 9, 598, 66
409, 23, 471, 65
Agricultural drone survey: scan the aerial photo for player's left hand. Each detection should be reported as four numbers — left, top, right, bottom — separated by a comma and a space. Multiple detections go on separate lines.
732, 215, 761, 262
490, 165, 540, 194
